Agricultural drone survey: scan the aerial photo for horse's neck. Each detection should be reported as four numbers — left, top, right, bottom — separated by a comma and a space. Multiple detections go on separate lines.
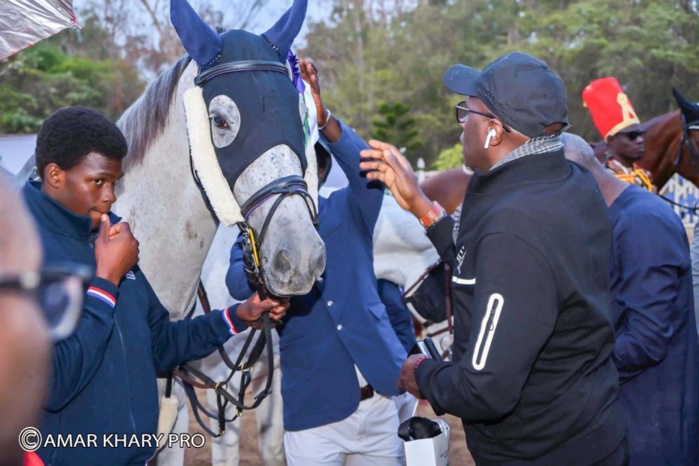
373, 195, 439, 289
114, 63, 218, 320
642, 111, 682, 188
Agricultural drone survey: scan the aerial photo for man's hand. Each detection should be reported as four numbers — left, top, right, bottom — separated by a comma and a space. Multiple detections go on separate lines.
299, 58, 324, 126
398, 354, 427, 399
359, 140, 433, 217
94, 214, 139, 286
236, 293, 290, 327
299, 57, 341, 142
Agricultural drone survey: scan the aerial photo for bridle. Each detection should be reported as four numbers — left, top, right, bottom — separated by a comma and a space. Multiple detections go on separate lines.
174, 57, 318, 437
659, 114, 699, 214
672, 113, 699, 169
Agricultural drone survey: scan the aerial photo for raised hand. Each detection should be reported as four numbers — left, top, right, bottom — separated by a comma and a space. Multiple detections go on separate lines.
359, 140, 433, 217
299, 58, 324, 124
299, 57, 342, 142
94, 214, 140, 286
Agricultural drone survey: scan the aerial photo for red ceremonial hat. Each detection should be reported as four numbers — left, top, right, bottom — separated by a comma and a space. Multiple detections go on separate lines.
582, 77, 640, 139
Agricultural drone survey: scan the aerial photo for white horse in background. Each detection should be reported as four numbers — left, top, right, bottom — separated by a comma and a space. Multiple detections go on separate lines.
111, 0, 323, 464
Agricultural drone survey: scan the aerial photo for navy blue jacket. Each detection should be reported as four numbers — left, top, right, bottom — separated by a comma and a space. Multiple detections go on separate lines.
226, 121, 406, 431
609, 185, 699, 465
23, 181, 236, 465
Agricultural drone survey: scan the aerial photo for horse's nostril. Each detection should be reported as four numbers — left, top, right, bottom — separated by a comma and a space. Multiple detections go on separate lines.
273, 249, 292, 276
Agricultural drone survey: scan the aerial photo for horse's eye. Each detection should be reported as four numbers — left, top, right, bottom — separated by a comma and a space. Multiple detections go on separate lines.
211, 115, 228, 128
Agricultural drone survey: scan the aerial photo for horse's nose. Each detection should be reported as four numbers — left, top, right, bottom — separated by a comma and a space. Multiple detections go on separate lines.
308, 243, 326, 278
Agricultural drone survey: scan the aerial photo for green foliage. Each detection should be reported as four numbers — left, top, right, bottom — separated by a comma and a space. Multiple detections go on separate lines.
302, 0, 699, 162
0, 28, 144, 134
371, 102, 424, 163
434, 143, 463, 171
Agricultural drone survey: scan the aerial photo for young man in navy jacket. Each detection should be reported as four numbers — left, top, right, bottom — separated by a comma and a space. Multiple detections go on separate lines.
22, 106, 287, 465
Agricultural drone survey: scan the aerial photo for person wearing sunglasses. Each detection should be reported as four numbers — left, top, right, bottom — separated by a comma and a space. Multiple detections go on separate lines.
0, 174, 52, 466
361, 52, 626, 465
583, 77, 656, 192
20, 107, 289, 466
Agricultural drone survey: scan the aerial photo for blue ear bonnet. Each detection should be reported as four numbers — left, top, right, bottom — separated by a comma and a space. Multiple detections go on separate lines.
201, 30, 307, 184
171, 0, 309, 186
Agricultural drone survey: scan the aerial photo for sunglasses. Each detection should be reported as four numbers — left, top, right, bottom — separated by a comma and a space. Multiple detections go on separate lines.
619, 130, 646, 141
455, 101, 512, 132
0, 263, 92, 342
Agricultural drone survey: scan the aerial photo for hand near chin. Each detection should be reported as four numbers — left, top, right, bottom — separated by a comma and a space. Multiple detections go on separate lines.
95, 214, 140, 286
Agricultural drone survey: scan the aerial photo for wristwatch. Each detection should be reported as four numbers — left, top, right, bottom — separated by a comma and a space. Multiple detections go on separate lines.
419, 202, 446, 229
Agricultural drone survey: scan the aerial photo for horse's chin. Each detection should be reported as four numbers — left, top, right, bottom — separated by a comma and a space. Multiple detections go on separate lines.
263, 277, 316, 298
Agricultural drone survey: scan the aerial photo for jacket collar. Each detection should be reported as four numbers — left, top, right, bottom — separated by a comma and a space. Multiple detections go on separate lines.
22, 181, 121, 241
467, 148, 570, 197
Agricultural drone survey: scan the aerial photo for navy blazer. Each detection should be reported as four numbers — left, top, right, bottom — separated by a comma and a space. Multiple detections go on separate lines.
226, 121, 406, 431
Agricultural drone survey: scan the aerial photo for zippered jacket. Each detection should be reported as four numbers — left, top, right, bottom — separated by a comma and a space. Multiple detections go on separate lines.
23, 181, 235, 465
416, 151, 625, 464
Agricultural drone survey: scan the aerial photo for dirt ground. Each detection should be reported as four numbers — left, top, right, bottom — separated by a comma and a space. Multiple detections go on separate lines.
184, 390, 474, 465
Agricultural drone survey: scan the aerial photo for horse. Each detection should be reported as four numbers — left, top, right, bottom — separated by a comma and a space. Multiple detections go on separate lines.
592, 88, 699, 190
109, 0, 323, 463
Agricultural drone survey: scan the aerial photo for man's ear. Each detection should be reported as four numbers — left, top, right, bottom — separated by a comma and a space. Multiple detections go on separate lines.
605, 134, 614, 144
43, 163, 64, 189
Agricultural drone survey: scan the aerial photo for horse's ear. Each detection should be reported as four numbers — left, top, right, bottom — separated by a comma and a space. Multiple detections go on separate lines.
170, 0, 223, 68
262, 0, 308, 58
673, 88, 699, 124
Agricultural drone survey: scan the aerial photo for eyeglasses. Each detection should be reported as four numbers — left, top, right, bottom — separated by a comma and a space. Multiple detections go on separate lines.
619, 130, 645, 141
455, 101, 512, 132
0, 263, 92, 342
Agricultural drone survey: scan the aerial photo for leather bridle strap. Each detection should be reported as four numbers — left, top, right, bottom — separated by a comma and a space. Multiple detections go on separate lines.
240, 175, 318, 246
674, 114, 699, 168
194, 60, 290, 87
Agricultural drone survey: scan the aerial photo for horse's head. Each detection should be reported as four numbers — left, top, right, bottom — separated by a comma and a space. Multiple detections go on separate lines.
673, 88, 699, 152
171, 0, 325, 297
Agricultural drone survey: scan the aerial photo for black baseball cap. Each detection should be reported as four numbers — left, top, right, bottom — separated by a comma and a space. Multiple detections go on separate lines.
443, 52, 569, 138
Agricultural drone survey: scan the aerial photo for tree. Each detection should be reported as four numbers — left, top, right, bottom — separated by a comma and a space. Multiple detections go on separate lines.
75, 0, 272, 77
0, 35, 144, 133
302, 0, 699, 164
433, 143, 463, 171
371, 102, 424, 164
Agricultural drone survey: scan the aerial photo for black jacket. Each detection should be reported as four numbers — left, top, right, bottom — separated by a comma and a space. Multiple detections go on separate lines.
417, 150, 625, 465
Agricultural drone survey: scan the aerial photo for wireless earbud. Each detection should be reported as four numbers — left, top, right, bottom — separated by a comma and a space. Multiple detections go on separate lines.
484, 129, 497, 149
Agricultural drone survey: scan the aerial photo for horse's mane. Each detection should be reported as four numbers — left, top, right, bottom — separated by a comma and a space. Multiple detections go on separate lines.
117, 56, 193, 170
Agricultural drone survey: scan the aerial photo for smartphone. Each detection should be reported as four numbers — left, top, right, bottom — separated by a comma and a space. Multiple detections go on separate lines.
410, 337, 443, 361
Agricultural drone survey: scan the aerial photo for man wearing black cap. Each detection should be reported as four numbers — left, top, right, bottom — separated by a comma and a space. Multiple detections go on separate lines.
361, 52, 626, 465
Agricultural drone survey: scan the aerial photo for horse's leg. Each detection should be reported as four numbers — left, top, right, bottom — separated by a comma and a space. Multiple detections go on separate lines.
251, 333, 286, 466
